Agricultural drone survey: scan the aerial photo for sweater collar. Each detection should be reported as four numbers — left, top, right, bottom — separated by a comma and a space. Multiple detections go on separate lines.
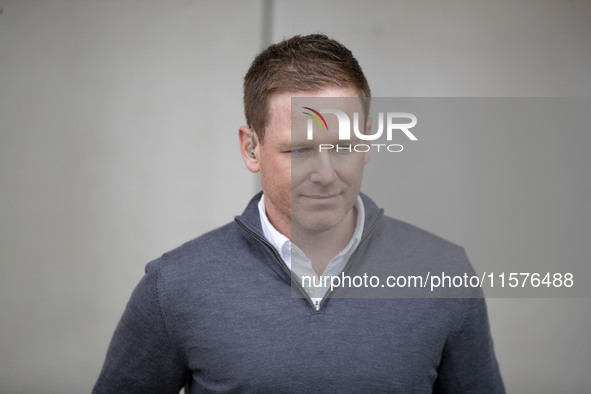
235, 191, 383, 241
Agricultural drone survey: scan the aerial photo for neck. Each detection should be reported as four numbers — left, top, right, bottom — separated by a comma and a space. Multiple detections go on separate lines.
291, 206, 357, 276
262, 196, 359, 276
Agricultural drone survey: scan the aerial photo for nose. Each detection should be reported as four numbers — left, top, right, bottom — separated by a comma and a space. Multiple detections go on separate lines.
309, 152, 338, 185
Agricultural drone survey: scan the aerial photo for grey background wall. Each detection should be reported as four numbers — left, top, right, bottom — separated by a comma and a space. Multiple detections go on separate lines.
1, 1, 589, 393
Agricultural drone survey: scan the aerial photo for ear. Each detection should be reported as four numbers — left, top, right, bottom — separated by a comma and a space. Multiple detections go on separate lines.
239, 126, 260, 173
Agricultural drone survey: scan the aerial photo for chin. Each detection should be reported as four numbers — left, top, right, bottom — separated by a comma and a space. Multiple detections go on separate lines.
293, 215, 344, 234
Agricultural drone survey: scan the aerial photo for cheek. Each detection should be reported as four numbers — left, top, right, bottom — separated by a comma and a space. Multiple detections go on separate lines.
260, 158, 292, 189
337, 157, 366, 184
290, 163, 308, 185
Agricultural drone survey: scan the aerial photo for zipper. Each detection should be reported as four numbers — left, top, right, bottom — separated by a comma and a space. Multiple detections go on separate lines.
315, 208, 384, 311
235, 208, 384, 313
234, 219, 310, 303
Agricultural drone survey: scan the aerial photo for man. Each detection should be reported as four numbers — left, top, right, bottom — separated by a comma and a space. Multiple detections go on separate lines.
94, 34, 504, 393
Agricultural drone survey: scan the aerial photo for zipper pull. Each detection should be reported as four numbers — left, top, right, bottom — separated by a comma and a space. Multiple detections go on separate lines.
314, 300, 320, 311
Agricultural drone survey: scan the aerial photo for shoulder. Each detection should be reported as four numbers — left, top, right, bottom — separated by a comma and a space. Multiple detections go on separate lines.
382, 215, 457, 243
143, 221, 249, 294
377, 215, 469, 264
359, 214, 479, 298
361, 194, 467, 263
155, 221, 243, 268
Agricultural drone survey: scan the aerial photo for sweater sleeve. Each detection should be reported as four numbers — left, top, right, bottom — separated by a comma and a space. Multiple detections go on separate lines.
93, 260, 188, 393
433, 296, 505, 394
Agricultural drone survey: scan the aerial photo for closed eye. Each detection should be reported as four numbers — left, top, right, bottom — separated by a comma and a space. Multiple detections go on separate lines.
286, 146, 312, 156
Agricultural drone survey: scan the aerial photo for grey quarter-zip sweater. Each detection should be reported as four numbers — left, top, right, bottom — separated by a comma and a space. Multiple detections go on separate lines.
93, 193, 504, 393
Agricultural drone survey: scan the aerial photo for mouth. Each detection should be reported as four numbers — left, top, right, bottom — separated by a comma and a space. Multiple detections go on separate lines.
301, 193, 340, 201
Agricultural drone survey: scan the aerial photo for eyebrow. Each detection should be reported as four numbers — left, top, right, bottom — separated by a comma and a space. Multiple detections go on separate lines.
289, 139, 314, 148
277, 141, 294, 151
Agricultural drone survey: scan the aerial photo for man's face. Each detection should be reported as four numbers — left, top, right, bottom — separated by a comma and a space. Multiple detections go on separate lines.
257, 87, 369, 239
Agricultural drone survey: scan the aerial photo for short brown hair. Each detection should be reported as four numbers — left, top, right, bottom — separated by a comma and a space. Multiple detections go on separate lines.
243, 34, 371, 142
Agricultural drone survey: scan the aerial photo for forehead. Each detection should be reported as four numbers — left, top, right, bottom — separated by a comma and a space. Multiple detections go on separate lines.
266, 87, 361, 140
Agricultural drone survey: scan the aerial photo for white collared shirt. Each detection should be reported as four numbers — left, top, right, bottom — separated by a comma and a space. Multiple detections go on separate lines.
258, 194, 365, 307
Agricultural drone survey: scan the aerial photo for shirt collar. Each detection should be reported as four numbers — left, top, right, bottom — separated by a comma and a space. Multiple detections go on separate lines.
258, 193, 365, 271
